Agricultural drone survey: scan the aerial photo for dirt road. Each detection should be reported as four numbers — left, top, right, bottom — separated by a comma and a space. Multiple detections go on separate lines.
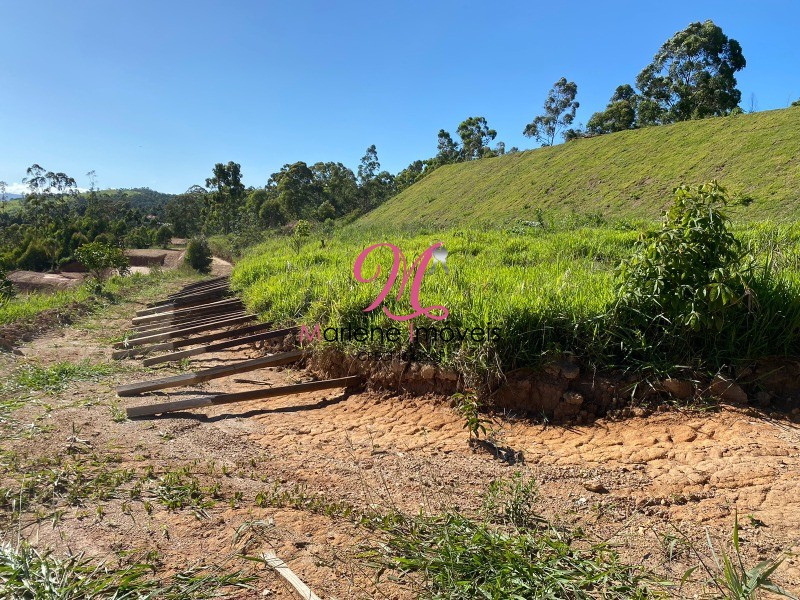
1, 279, 798, 598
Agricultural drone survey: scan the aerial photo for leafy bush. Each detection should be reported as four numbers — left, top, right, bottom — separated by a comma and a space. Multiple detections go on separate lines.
155, 224, 173, 248
185, 237, 213, 273
17, 242, 50, 271
75, 241, 129, 284
124, 226, 153, 249
291, 219, 311, 254
612, 182, 765, 366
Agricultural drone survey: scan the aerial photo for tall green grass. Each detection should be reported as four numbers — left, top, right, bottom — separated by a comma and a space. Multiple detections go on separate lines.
0, 268, 202, 328
0, 287, 93, 326
233, 214, 800, 374
234, 225, 641, 371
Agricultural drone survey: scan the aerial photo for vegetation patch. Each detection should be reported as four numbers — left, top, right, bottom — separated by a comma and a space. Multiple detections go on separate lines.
0, 543, 256, 599
9, 360, 118, 394
234, 183, 800, 376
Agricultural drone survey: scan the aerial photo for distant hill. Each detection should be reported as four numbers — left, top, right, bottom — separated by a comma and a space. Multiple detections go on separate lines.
359, 107, 800, 227
0, 193, 23, 201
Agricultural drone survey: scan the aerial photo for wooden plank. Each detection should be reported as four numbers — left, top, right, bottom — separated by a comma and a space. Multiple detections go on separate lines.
141, 326, 298, 366
128, 311, 248, 338
125, 375, 361, 416
176, 276, 228, 292
117, 349, 305, 397
261, 551, 322, 600
135, 294, 232, 316
132, 299, 242, 324
132, 309, 244, 334
166, 282, 230, 299
112, 321, 281, 360
114, 314, 255, 348
146, 287, 229, 309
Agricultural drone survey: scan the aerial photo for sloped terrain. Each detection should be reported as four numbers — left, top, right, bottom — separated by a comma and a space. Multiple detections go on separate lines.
360, 107, 800, 228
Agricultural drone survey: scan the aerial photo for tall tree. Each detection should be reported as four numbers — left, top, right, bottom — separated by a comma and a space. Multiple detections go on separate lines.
587, 84, 639, 134
357, 145, 395, 211
635, 20, 746, 123
312, 161, 358, 215
395, 160, 426, 192
523, 77, 579, 146
165, 186, 206, 237
357, 145, 380, 185
457, 117, 497, 160
204, 161, 245, 233
435, 129, 460, 164
272, 162, 320, 219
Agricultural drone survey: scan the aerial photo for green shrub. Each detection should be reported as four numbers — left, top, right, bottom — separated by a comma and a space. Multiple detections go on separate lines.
185, 237, 213, 273
17, 242, 50, 271
75, 241, 129, 285
611, 181, 800, 367
290, 219, 311, 254
155, 224, 173, 248
124, 226, 152, 248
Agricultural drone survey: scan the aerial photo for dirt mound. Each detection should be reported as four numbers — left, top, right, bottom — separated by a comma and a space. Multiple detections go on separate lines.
8, 270, 84, 292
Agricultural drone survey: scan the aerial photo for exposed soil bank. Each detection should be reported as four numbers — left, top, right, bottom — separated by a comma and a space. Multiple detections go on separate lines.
309, 347, 800, 423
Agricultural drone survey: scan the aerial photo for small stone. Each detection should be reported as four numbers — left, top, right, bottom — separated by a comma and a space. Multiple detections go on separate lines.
662, 378, 693, 399
560, 362, 580, 380
420, 364, 436, 380
791, 408, 800, 416
710, 376, 748, 403
583, 480, 608, 494
438, 368, 459, 382
563, 391, 584, 406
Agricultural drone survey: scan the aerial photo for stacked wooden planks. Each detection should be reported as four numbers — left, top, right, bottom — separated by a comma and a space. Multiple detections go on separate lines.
113, 277, 361, 418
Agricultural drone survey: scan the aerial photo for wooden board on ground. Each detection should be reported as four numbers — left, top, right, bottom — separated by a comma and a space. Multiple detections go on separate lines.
141, 326, 298, 366
116, 349, 305, 396
114, 314, 256, 348
125, 375, 362, 417
111, 321, 284, 360
132, 298, 242, 325
262, 551, 322, 600
131, 310, 246, 335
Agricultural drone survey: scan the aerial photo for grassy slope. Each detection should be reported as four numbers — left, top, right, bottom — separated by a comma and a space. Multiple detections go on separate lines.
360, 108, 800, 228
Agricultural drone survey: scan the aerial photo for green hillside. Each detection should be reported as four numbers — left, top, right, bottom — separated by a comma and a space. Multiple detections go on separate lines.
360, 107, 800, 227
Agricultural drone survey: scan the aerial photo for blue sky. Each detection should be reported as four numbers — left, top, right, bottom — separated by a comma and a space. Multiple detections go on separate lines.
1, 0, 799, 194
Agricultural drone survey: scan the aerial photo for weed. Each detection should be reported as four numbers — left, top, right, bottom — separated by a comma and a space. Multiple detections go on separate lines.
480, 471, 542, 529
10, 360, 117, 394
685, 515, 797, 599
0, 543, 256, 599
380, 511, 656, 599
452, 389, 491, 441
154, 466, 217, 516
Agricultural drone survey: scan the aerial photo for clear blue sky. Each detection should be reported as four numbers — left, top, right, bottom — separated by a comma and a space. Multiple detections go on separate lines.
1, 0, 798, 194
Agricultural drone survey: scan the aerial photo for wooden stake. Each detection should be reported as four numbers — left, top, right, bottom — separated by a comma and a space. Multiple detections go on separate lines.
145, 287, 228, 309
116, 349, 305, 396
125, 375, 361, 417
114, 314, 255, 348
261, 551, 322, 600
131, 310, 246, 335
166, 282, 230, 300
111, 322, 288, 360
141, 326, 297, 366
132, 299, 242, 324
